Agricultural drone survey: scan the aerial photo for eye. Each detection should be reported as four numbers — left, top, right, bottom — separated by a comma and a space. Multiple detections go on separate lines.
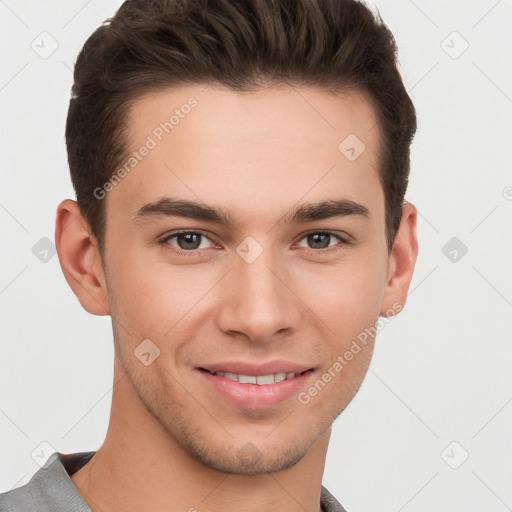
159, 230, 350, 257
296, 232, 347, 251
161, 231, 216, 254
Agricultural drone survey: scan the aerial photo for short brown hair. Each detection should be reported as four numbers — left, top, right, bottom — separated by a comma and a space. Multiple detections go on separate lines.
65, 0, 416, 254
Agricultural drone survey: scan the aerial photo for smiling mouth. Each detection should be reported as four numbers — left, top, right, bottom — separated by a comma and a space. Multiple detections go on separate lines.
199, 368, 313, 385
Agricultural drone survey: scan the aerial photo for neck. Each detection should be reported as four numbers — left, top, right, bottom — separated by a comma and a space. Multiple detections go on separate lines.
71, 358, 331, 512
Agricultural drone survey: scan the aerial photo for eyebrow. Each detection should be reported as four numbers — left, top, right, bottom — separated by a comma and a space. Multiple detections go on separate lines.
132, 197, 370, 227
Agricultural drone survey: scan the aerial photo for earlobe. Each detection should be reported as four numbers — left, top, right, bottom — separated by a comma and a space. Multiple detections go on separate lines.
380, 202, 419, 316
55, 199, 110, 316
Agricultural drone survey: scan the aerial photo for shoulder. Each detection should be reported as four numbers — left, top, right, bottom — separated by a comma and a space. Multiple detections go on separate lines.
321, 485, 350, 512
0, 470, 39, 512
0, 452, 65, 511
0, 452, 92, 512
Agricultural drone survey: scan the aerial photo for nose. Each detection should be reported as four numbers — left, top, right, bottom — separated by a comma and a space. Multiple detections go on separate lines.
215, 245, 302, 344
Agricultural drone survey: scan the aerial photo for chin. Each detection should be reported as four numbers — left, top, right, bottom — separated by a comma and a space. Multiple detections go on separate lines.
185, 438, 310, 476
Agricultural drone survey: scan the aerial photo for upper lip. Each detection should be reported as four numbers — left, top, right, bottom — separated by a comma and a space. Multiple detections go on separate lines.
199, 360, 314, 376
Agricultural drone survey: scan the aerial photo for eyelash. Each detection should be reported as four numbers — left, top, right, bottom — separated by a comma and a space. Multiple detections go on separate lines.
158, 230, 351, 257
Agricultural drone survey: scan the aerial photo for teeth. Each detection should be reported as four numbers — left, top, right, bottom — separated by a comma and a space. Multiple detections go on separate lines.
256, 374, 274, 385
239, 374, 257, 384
213, 371, 298, 385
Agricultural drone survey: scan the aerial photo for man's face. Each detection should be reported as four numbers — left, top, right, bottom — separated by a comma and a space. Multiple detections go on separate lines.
101, 83, 392, 474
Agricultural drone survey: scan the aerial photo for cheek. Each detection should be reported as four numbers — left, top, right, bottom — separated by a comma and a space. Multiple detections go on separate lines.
296, 256, 387, 335
105, 248, 217, 339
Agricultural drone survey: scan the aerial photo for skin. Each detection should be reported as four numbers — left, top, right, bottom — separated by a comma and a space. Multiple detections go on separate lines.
55, 83, 418, 512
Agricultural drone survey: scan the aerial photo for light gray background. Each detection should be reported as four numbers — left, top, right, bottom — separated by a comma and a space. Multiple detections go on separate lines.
1, 1, 511, 510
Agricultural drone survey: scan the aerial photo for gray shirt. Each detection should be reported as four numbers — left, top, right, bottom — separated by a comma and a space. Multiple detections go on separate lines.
0, 452, 348, 512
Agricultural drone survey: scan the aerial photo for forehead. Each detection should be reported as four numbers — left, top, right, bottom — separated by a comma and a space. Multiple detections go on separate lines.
110, 83, 383, 223
125, 82, 379, 155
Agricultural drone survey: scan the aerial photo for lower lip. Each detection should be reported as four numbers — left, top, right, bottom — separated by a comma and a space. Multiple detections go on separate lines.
196, 369, 314, 410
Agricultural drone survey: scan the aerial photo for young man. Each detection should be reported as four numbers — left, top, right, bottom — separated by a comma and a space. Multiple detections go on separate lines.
0, 0, 418, 511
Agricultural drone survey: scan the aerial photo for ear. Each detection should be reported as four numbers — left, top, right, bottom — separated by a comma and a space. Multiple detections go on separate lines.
380, 202, 418, 316
55, 199, 110, 316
